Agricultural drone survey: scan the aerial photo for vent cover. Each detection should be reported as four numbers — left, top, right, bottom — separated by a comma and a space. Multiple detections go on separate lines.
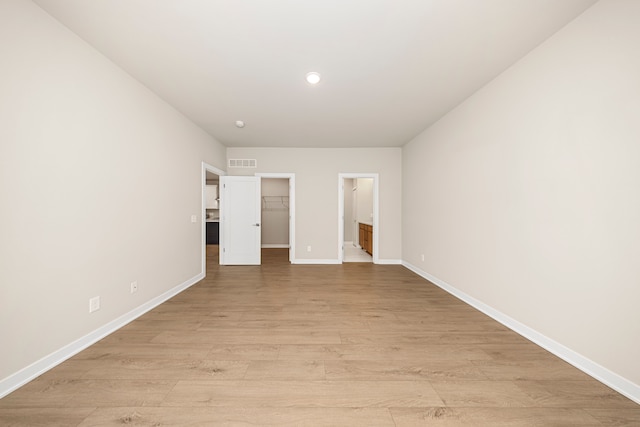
228, 159, 257, 168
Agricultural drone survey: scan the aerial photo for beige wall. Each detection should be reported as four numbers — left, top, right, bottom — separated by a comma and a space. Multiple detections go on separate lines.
0, 0, 226, 384
228, 147, 402, 262
403, 0, 640, 389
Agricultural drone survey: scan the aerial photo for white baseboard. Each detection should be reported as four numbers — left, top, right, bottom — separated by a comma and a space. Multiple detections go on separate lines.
375, 259, 402, 265
291, 258, 400, 265
0, 272, 204, 399
292, 259, 341, 265
261, 244, 290, 248
402, 261, 640, 405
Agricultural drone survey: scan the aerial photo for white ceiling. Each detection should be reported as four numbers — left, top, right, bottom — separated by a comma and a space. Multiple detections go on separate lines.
33, 0, 597, 148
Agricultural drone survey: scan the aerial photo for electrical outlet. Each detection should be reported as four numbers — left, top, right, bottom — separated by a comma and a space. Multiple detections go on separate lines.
307, 245, 312, 252
130, 281, 138, 294
89, 296, 100, 313
191, 214, 197, 223
421, 254, 425, 262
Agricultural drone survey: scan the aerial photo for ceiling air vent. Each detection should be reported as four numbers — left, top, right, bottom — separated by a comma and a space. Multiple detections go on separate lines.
228, 159, 257, 168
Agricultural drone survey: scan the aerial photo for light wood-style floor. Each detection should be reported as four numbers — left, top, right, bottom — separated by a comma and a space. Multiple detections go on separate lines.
1, 247, 638, 426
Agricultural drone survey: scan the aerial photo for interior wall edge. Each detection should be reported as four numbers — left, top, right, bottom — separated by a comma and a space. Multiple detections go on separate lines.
402, 261, 640, 405
0, 271, 205, 400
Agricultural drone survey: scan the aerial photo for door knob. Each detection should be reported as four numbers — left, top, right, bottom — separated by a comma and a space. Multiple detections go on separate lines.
253, 223, 260, 227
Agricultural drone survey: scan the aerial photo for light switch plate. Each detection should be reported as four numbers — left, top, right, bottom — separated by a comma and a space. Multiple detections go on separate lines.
89, 296, 100, 313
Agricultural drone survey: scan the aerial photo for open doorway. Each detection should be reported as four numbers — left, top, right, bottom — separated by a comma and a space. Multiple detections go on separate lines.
338, 173, 379, 263
256, 173, 296, 263
202, 163, 224, 272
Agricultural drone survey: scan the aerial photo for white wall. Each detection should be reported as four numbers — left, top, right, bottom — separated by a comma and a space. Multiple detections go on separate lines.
0, 0, 226, 390
261, 178, 289, 246
402, 0, 640, 397
343, 178, 355, 243
356, 178, 374, 225
227, 147, 402, 262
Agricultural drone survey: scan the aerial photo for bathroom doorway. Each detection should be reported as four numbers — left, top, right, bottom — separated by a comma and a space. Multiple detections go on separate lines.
338, 173, 379, 263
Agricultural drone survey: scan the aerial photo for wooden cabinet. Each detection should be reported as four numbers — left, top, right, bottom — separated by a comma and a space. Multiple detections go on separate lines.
359, 222, 373, 255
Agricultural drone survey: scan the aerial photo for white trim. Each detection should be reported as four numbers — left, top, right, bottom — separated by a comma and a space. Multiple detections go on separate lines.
0, 272, 204, 399
375, 259, 403, 265
255, 173, 296, 263
202, 163, 226, 269
261, 244, 289, 248
291, 259, 341, 265
338, 173, 379, 264
402, 261, 640, 405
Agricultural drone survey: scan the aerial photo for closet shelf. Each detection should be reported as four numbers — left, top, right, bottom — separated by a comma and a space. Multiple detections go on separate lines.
262, 196, 289, 211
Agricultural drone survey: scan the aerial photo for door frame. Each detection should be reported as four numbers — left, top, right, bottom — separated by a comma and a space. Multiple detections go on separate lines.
338, 173, 379, 264
255, 172, 296, 263
202, 162, 226, 271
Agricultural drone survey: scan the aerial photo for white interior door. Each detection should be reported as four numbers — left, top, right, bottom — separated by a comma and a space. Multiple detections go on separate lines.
220, 176, 261, 265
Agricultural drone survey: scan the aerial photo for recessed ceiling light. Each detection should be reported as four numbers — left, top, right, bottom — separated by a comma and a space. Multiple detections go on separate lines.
235, 120, 245, 128
305, 72, 321, 85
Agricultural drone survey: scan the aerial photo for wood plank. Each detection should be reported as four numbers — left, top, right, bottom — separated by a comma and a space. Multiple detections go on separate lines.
390, 407, 602, 426
0, 408, 96, 427
325, 360, 488, 381
243, 360, 325, 380
429, 380, 538, 407
162, 380, 444, 407
78, 407, 396, 426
